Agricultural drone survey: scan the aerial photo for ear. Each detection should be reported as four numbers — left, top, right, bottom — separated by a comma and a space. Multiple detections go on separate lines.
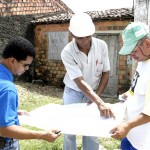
9, 57, 16, 64
144, 39, 150, 48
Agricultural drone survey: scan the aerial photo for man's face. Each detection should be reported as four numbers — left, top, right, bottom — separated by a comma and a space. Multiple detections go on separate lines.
11, 56, 33, 76
73, 35, 92, 50
130, 39, 150, 62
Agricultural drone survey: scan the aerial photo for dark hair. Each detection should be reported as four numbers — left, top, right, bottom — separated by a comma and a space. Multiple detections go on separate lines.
2, 36, 36, 61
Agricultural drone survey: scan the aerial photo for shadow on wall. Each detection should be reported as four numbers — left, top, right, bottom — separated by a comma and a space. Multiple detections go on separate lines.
25, 22, 35, 45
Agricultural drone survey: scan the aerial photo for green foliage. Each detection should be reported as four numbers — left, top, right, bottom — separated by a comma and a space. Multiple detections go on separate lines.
100, 138, 121, 150
20, 137, 63, 150
20, 140, 49, 150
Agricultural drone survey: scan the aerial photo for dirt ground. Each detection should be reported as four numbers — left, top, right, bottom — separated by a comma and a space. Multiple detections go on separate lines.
16, 80, 119, 104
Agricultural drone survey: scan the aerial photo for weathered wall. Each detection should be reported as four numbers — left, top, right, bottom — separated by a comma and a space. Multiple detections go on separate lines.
0, 15, 35, 52
0, 0, 67, 52
0, 0, 67, 80
34, 19, 133, 93
131, 0, 150, 80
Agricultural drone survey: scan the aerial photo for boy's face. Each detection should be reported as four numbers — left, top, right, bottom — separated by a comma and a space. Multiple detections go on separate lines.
11, 56, 33, 76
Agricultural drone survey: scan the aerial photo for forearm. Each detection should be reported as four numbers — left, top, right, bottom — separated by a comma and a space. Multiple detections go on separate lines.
0, 125, 44, 140
74, 77, 104, 106
96, 71, 109, 96
126, 113, 150, 130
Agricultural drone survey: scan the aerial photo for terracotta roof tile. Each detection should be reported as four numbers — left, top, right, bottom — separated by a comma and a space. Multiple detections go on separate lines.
32, 8, 133, 24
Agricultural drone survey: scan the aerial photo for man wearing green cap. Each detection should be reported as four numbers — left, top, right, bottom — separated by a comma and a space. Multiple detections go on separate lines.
110, 22, 150, 150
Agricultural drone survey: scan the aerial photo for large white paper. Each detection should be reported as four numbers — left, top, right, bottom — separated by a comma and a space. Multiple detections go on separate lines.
19, 102, 126, 138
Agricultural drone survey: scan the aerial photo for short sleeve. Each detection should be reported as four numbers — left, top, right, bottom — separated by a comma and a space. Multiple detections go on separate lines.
61, 49, 82, 80
0, 90, 18, 127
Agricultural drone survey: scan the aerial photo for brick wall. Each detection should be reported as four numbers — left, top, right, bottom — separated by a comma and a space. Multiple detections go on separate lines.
34, 19, 133, 93
0, 0, 69, 81
34, 23, 68, 87
0, 0, 67, 50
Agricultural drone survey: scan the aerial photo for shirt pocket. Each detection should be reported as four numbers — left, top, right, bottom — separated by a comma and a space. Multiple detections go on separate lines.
95, 63, 103, 77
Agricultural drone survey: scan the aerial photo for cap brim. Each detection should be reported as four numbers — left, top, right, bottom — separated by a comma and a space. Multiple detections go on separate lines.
119, 41, 138, 55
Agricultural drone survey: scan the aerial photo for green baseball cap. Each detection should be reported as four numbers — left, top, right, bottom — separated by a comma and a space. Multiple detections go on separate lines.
119, 22, 149, 55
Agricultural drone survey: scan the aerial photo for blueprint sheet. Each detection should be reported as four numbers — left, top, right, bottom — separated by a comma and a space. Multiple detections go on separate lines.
19, 102, 126, 137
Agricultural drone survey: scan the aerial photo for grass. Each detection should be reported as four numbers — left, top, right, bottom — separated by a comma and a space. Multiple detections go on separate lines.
16, 81, 121, 150
20, 129, 63, 150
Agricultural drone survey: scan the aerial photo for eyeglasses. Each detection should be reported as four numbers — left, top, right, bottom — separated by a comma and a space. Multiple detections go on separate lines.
18, 61, 31, 68
131, 40, 149, 57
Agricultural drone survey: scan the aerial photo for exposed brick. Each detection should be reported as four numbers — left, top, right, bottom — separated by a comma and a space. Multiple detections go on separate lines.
34, 17, 132, 93
119, 65, 126, 70
0, 4, 3, 8
119, 60, 126, 66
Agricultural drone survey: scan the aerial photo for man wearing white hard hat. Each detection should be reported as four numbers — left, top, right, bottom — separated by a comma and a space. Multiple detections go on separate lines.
61, 13, 114, 150
110, 22, 150, 150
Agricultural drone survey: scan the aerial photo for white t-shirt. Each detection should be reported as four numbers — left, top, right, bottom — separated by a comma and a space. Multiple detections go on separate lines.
61, 37, 110, 91
126, 60, 150, 150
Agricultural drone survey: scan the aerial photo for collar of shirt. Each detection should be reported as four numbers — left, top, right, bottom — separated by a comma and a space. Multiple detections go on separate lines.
0, 64, 14, 82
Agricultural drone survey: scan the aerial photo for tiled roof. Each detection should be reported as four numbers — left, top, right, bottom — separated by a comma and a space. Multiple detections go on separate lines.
32, 8, 133, 24
0, 0, 72, 17
32, 11, 72, 24
87, 8, 133, 20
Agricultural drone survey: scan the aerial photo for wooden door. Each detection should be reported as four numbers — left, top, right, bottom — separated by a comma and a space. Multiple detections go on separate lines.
94, 33, 120, 98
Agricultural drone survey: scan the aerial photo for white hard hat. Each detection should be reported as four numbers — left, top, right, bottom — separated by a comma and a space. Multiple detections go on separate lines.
68, 13, 95, 37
